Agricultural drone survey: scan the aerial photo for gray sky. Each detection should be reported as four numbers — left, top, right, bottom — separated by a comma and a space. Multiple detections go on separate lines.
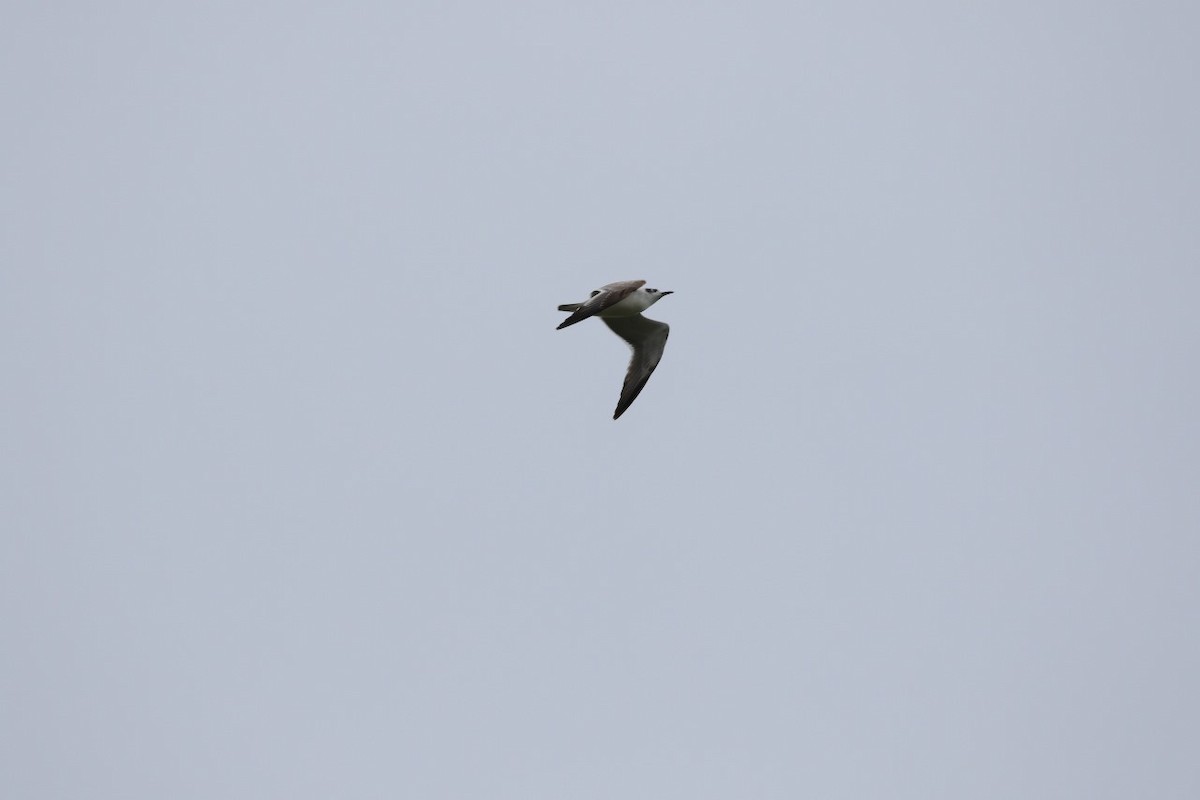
3, 2, 1198, 798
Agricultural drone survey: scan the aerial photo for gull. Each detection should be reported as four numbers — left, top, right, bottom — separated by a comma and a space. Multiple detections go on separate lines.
556, 279, 674, 419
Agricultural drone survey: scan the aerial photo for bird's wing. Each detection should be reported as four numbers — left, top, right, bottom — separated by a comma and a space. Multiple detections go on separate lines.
603, 314, 670, 419
556, 280, 646, 329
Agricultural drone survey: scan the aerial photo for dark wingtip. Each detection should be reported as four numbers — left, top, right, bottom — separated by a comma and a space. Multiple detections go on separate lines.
557, 312, 589, 330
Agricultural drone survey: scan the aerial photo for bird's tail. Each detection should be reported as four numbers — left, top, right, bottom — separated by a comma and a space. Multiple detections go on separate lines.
557, 303, 582, 312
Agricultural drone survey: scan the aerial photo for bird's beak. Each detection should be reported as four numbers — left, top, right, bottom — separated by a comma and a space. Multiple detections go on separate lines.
661, 290, 674, 296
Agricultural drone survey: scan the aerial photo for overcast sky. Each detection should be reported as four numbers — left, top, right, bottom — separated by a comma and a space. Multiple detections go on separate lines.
3, 2, 1198, 798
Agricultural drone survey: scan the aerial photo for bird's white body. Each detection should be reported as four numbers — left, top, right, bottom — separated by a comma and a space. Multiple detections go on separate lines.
598, 289, 661, 317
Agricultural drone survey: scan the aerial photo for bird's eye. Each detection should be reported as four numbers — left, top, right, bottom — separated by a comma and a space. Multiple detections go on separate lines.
590, 290, 600, 297
645, 288, 654, 293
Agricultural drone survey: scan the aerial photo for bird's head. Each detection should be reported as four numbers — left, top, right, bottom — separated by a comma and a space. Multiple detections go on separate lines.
641, 286, 674, 305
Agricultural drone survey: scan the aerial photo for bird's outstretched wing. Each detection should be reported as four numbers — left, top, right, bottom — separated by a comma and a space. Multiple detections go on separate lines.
556, 280, 646, 329
603, 314, 670, 419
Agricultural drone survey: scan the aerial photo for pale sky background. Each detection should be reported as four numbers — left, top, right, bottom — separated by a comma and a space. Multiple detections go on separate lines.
3, 2, 1199, 798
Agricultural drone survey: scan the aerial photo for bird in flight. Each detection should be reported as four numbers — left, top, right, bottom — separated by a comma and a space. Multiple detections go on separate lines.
556, 279, 674, 419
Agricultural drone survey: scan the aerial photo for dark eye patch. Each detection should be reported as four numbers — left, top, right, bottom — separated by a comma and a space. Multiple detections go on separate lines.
590, 290, 601, 297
